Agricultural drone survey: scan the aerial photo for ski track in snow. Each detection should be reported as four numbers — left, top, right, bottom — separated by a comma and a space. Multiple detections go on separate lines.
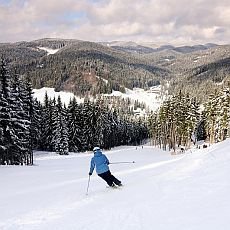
1, 149, 184, 229
0, 147, 182, 230
1, 141, 230, 230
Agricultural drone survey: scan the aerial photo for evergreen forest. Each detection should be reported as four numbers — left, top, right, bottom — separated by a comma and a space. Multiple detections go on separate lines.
148, 88, 230, 152
0, 59, 148, 165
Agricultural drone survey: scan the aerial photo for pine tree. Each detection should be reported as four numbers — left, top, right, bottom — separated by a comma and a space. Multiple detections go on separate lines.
104, 109, 116, 149
203, 91, 220, 144
0, 93, 12, 164
10, 74, 31, 164
149, 91, 201, 153
219, 88, 230, 140
67, 97, 82, 152
0, 59, 15, 164
52, 96, 69, 155
21, 76, 34, 164
40, 93, 55, 151
0, 59, 33, 165
31, 99, 42, 150
81, 99, 95, 151
203, 87, 230, 143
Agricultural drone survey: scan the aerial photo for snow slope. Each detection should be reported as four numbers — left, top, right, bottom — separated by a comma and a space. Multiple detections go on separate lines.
38, 47, 60, 55
105, 86, 163, 112
1, 140, 230, 230
32, 88, 84, 106
33, 86, 163, 112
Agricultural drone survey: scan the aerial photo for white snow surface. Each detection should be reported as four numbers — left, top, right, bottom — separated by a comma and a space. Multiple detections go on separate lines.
32, 88, 84, 106
38, 47, 60, 55
1, 139, 230, 230
105, 86, 163, 112
33, 86, 163, 112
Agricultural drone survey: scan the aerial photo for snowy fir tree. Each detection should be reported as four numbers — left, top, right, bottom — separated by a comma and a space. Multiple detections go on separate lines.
0, 58, 33, 165
148, 91, 200, 152
67, 97, 82, 152
29, 91, 148, 154
0, 92, 12, 164
10, 74, 31, 164
149, 87, 230, 153
52, 96, 69, 155
203, 87, 230, 143
39, 92, 55, 151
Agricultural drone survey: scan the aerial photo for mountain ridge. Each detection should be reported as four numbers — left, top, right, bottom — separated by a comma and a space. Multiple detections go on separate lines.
0, 38, 229, 102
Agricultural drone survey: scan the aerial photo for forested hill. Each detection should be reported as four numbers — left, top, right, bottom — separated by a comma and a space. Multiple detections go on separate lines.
0, 38, 229, 101
0, 38, 168, 97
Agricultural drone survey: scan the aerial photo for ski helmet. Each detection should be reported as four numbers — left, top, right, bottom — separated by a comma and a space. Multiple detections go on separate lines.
93, 146, 100, 152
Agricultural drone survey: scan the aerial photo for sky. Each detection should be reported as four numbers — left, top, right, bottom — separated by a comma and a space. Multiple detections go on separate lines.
0, 0, 230, 45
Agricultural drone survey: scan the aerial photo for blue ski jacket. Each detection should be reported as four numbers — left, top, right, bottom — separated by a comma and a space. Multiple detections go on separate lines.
89, 150, 110, 175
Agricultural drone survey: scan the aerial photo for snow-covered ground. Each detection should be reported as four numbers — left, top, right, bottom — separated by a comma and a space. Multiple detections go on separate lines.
1, 140, 230, 230
106, 86, 163, 112
38, 47, 60, 55
33, 86, 163, 112
32, 88, 84, 106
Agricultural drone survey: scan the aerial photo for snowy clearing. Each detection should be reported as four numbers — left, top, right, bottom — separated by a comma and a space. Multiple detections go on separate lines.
103, 86, 163, 112
33, 86, 163, 112
38, 47, 60, 55
32, 88, 84, 106
1, 140, 230, 230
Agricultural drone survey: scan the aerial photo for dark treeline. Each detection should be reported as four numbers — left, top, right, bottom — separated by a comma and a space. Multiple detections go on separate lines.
148, 88, 230, 152
34, 94, 148, 154
0, 59, 148, 165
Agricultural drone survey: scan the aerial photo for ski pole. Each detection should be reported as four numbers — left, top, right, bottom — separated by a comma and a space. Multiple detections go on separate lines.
109, 161, 135, 164
86, 175, 91, 195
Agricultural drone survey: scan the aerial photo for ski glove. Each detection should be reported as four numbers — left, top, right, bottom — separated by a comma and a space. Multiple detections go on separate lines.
89, 172, 92, 176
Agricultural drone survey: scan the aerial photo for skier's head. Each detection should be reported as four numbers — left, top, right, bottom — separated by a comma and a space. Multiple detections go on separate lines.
93, 146, 101, 152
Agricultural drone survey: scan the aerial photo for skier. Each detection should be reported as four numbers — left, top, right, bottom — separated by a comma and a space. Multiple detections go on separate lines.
89, 147, 122, 187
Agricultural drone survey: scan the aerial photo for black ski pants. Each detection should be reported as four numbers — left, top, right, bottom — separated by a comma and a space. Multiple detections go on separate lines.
98, 170, 121, 187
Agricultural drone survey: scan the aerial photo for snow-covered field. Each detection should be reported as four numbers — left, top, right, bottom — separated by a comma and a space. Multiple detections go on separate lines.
105, 86, 163, 112
33, 86, 163, 112
38, 47, 60, 55
32, 88, 85, 106
1, 140, 230, 230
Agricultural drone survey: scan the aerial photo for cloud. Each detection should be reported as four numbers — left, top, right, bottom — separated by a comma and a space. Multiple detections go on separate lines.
0, 0, 229, 45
